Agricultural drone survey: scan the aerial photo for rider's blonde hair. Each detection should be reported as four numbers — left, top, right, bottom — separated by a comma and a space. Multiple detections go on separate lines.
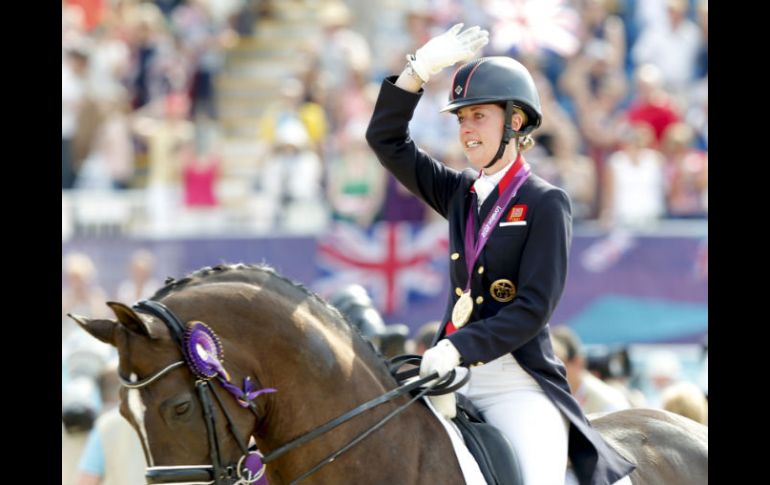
512, 106, 535, 153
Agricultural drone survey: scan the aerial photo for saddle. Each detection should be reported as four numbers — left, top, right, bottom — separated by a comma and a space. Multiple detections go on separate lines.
452, 393, 524, 485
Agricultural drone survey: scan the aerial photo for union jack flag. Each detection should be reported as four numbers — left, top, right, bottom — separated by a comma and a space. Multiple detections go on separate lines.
485, 0, 581, 57
315, 222, 449, 315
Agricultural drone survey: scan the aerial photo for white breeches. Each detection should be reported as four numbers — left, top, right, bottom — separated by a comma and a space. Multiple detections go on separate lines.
460, 354, 569, 485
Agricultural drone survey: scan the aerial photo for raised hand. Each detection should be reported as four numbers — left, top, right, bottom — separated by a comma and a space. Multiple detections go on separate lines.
410, 23, 489, 83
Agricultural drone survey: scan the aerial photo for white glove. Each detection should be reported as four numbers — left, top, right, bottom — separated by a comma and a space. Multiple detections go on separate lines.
420, 339, 462, 379
410, 23, 489, 83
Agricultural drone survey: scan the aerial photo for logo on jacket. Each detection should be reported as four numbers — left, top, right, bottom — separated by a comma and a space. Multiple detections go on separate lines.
506, 204, 528, 222
490, 279, 516, 302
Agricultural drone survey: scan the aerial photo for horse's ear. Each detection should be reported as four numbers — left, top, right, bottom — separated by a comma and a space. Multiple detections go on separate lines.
68, 314, 117, 346
107, 302, 155, 339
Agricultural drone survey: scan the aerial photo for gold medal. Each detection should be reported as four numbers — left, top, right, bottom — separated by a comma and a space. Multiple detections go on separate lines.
490, 279, 516, 302
452, 291, 473, 328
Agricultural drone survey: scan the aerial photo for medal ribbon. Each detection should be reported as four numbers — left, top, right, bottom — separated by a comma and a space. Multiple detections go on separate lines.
461, 155, 531, 292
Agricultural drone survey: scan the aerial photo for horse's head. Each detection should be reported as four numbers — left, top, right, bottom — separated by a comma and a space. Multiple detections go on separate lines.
69, 264, 404, 485
71, 297, 267, 484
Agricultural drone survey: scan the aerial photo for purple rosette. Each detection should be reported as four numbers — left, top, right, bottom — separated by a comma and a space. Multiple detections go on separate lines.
183, 321, 276, 413
184, 321, 229, 380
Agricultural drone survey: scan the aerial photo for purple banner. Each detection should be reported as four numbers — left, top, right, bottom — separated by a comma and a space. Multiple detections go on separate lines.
63, 223, 707, 345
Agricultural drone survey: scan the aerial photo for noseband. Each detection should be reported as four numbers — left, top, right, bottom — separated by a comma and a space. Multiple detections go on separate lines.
121, 299, 467, 485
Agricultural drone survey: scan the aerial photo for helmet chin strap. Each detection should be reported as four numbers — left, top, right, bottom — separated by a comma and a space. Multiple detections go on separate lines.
483, 100, 524, 170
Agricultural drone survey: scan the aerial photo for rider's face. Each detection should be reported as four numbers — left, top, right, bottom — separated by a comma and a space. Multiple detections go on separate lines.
456, 104, 520, 173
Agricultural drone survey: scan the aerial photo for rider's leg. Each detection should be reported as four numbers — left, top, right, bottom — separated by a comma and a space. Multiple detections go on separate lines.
465, 353, 569, 485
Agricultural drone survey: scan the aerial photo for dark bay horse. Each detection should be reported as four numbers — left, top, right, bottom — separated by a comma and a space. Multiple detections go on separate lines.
71, 264, 707, 485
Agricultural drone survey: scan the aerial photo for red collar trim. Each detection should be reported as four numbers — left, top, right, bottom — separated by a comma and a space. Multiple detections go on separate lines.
470, 154, 524, 193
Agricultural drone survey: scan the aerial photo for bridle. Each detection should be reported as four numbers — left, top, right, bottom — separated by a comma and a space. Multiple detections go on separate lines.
119, 300, 467, 485
120, 299, 268, 485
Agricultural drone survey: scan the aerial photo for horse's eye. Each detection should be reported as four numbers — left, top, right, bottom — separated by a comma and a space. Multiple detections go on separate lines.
175, 402, 191, 416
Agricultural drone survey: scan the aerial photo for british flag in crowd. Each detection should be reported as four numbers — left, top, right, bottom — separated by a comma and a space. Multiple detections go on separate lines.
315, 221, 449, 315
485, 0, 581, 57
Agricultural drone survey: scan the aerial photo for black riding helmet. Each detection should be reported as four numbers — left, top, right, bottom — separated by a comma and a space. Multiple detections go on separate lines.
442, 56, 542, 168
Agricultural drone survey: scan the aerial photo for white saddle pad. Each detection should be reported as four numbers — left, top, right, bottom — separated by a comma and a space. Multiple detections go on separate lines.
423, 396, 488, 485
424, 396, 634, 485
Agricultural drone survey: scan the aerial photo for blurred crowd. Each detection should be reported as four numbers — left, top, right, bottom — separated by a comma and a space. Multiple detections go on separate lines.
62, 249, 157, 485
62, 0, 707, 235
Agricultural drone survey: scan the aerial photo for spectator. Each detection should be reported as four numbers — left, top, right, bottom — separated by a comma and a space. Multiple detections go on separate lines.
258, 77, 328, 153
625, 63, 681, 147
686, 74, 708, 150
133, 92, 195, 232
74, 94, 136, 190
631, 0, 703, 97
171, 0, 233, 123
661, 381, 708, 425
133, 93, 195, 187
76, 361, 146, 485
125, 2, 182, 110
85, 22, 131, 104
578, 0, 627, 72
600, 122, 666, 229
543, 126, 598, 221
415, 321, 440, 356
259, 117, 326, 231
550, 327, 631, 414
327, 121, 387, 227
693, 0, 708, 79
62, 251, 113, 435
63, 45, 90, 189
559, 44, 627, 193
643, 349, 682, 408
526, 75, 597, 219
116, 249, 161, 303
62, 252, 109, 341
315, 0, 371, 119
181, 139, 220, 208
661, 122, 708, 218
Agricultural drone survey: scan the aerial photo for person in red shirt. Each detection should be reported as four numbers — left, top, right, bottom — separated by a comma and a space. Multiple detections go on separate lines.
625, 64, 681, 147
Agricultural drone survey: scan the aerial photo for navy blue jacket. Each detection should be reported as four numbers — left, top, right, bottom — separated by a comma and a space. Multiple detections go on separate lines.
366, 77, 635, 485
